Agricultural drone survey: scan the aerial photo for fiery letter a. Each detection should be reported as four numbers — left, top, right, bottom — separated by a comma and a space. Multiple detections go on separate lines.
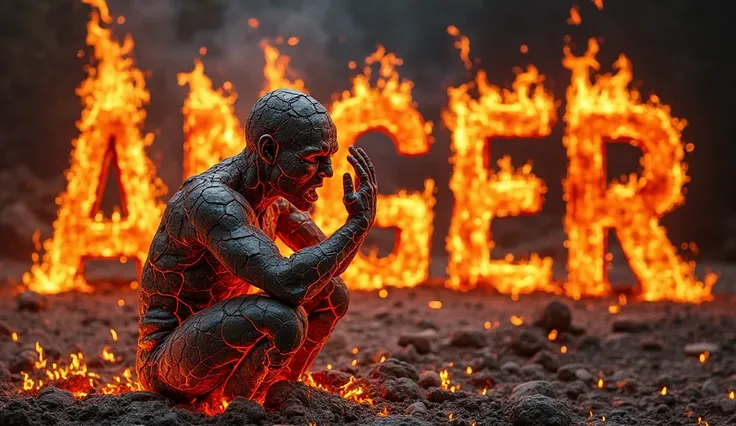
562, 38, 716, 302
23, 0, 166, 294
312, 46, 436, 290
444, 66, 559, 296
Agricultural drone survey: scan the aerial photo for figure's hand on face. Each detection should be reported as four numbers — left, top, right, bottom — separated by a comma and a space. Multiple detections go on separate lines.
343, 146, 377, 228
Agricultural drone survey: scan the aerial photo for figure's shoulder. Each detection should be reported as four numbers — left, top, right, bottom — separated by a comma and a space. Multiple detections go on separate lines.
177, 176, 255, 220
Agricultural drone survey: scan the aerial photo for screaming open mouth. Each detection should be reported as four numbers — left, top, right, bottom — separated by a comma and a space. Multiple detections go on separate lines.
305, 188, 319, 202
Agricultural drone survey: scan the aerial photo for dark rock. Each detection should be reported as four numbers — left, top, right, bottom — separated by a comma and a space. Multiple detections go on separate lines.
378, 377, 423, 402
702, 378, 721, 396
0, 320, 12, 337
417, 371, 441, 389
501, 361, 521, 374
640, 338, 664, 351
612, 318, 649, 333
426, 387, 463, 403
556, 364, 589, 382
9, 348, 37, 373
405, 401, 428, 415
398, 329, 437, 354
617, 378, 640, 394
450, 329, 487, 348
655, 374, 672, 388
509, 380, 556, 403
520, 363, 547, 381
563, 380, 589, 399
533, 300, 572, 332
510, 330, 547, 357
577, 335, 601, 350
371, 358, 419, 381
684, 342, 720, 356
469, 371, 495, 388
575, 369, 594, 383
393, 343, 419, 363
528, 350, 560, 372
370, 416, 433, 426
37, 386, 76, 408
507, 394, 573, 426
223, 396, 267, 421
416, 319, 438, 330
17, 290, 48, 312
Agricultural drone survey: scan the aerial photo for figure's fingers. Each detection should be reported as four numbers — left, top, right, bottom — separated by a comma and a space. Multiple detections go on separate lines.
347, 155, 368, 188
342, 172, 354, 197
357, 148, 377, 188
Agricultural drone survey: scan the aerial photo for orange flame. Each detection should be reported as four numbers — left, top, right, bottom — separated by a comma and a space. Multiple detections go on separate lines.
443, 28, 559, 296
259, 40, 308, 97
301, 372, 374, 406
22, 0, 166, 294
568, 6, 582, 26
561, 38, 716, 303
312, 46, 436, 290
178, 59, 245, 179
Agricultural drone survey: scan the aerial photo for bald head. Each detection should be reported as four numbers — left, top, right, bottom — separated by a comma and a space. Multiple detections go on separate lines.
245, 89, 336, 151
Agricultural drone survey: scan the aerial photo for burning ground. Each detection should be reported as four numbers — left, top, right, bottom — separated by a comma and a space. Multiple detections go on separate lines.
1, 283, 735, 426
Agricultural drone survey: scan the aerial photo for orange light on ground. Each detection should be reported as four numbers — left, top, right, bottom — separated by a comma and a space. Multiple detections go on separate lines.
178, 59, 245, 179
561, 38, 717, 303
312, 46, 436, 290
23, 0, 167, 294
443, 28, 559, 296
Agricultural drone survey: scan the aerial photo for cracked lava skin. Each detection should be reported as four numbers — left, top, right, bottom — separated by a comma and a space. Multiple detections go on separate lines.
136, 88, 378, 405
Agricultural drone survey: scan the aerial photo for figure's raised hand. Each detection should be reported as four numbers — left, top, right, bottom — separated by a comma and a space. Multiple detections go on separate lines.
342, 146, 377, 228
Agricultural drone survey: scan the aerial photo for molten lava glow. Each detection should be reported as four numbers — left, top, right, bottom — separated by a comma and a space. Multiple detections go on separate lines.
301, 372, 374, 406
561, 38, 717, 303
258, 40, 308, 97
178, 59, 244, 179
312, 46, 436, 290
568, 6, 582, 26
22, 0, 167, 294
20, 341, 142, 398
443, 29, 559, 295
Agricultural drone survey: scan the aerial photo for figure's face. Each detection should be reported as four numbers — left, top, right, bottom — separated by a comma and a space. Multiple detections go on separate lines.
270, 119, 337, 211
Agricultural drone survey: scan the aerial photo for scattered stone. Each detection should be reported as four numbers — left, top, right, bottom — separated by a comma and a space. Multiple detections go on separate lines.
640, 338, 664, 351
322, 333, 348, 352
405, 401, 428, 416
617, 378, 640, 394
9, 348, 37, 373
469, 371, 495, 388
575, 369, 594, 383
528, 350, 560, 372
563, 381, 589, 400
425, 387, 463, 403
17, 290, 48, 312
654, 404, 670, 415
509, 380, 556, 403
393, 343, 419, 363
533, 300, 572, 332
501, 361, 521, 374
450, 329, 487, 348
417, 371, 441, 389
612, 318, 649, 333
577, 335, 601, 350
398, 329, 437, 354
371, 358, 419, 381
36, 386, 76, 408
416, 319, 438, 330
719, 399, 736, 414
379, 377, 423, 402
520, 363, 547, 381
474, 353, 500, 371
371, 416, 433, 426
684, 342, 720, 356
655, 374, 672, 388
507, 394, 573, 426
556, 364, 589, 382
510, 330, 546, 357
702, 378, 721, 396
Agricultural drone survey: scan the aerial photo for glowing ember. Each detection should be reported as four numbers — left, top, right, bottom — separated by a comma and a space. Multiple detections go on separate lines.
378, 289, 389, 298
562, 37, 717, 303
312, 46, 436, 290
660, 386, 668, 396
19, 341, 143, 398
597, 378, 604, 389
510, 315, 524, 326
446, 25, 472, 70
699, 352, 710, 363
301, 372, 374, 406
560, 345, 568, 354
593, 0, 604, 10
443, 28, 559, 296
22, 0, 167, 294
428, 300, 443, 309
729, 390, 734, 400
608, 304, 621, 314
547, 329, 558, 341
568, 6, 582, 26
177, 58, 244, 179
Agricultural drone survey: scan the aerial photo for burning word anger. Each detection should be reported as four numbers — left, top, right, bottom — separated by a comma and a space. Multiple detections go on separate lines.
23, 0, 716, 303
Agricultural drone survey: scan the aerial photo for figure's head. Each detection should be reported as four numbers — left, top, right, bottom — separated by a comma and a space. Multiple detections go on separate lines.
245, 89, 337, 211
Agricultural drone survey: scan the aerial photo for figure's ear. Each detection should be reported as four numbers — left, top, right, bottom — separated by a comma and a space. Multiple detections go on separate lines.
256, 134, 278, 165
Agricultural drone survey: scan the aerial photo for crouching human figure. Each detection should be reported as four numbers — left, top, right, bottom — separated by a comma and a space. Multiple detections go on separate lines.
135, 88, 377, 405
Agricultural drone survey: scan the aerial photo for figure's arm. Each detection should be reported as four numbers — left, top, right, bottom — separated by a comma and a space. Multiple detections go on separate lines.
187, 147, 376, 306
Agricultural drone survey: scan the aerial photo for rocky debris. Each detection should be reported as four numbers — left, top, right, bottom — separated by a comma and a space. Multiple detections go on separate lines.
684, 342, 720, 356
0, 201, 52, 260
264, 381, 370, 424
509, 380, 556, 403
371, 358, 419, 381
556, 363, 592, 382
449, 329, 487, 348
36, 386, 76, 408
506, 394, 573, 426
404, 401, 428, 415
416, 371, 441, 389
528, 350, 560, 372
510, 329, 547, 356
533, 301, 572, 332
397, 329, 437, 354
370, 416, 433, 426
378, 377, 423, 402
17, 290, 48, 312
612, 317, 649, 333
425, 387, 464, 403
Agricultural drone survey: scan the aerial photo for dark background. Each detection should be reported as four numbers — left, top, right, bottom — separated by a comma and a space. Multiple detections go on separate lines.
0, 0, 733, 266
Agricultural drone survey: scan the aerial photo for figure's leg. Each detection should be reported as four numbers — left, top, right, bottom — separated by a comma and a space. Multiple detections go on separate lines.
143, 295, 307, 403
281, 279, 350, 381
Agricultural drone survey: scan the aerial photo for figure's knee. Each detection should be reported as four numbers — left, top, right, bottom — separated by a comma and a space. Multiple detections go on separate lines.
329, 280, 350, 320
256, 297, 308, 355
